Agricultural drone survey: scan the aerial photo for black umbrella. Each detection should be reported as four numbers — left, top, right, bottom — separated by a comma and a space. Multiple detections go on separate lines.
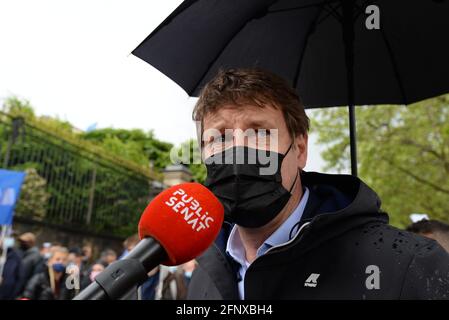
132, 0, 449, 176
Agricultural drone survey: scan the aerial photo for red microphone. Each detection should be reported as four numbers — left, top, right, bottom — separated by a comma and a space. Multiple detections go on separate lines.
74, 183, 224, 300
138, 182, 224, 265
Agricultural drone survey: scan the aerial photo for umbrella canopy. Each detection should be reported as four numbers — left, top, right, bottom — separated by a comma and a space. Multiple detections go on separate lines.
133, 0, 449, 174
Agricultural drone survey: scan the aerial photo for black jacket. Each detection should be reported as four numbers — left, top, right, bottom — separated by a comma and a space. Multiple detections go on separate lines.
19, 247, 43, 286
22, 268, 76, 300
0, 248, 25, 299
187, 172, 449, 300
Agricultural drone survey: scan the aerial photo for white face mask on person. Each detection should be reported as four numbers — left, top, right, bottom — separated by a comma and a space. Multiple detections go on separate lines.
3, 237, 15, 248
89, 271, 102, 282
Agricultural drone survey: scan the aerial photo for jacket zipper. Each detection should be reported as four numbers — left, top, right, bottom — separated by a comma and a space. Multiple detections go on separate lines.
241, 221, 311, 299
252, 221, 311, 264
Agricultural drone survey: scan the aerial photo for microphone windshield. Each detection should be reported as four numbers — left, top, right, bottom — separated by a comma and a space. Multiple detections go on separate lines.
138, 182, 224, 265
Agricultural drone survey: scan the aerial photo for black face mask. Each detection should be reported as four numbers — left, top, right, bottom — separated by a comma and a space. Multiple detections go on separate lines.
204, 145, 297, 228
19, 242, 30, 251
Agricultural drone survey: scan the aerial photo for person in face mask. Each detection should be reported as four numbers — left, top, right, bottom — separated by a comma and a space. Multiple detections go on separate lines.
81, 245, 93, 265
88, 263, 105, 282
17, 232, 43, 293
187, 68, 449, 300
0, 237, 25, 299
198, 76, 308, 300
40, 242, 52, 262
21, 246, 75, 300
80, 262, 106, 290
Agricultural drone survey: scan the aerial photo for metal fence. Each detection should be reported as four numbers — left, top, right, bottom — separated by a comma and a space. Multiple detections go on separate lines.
0, 113, 163, 237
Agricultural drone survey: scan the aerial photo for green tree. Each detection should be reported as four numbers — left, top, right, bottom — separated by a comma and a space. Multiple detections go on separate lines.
14, 167, 50, 221
82, 128, 173, 171
2, 96, 73, 133
1, 97, 162, 236
313, 94, 449, 228
175, 139, 207, 183
2, 96, 35, 119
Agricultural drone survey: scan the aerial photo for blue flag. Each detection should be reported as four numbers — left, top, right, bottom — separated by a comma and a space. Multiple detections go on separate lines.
86, 122, 97, 133
0, 169, 26, 225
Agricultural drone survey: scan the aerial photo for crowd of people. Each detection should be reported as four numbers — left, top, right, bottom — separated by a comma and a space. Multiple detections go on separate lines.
1, 219, 448, 300
0, 233, 196, 300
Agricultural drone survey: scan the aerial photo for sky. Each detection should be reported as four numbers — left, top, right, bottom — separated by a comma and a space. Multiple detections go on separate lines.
0, 0, 339, 173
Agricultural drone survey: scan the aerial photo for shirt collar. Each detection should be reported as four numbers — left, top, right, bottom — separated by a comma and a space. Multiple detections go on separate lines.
226, 187, 310, 265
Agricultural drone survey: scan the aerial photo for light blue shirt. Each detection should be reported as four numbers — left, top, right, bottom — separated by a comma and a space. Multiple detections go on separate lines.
226, 187, 310, 299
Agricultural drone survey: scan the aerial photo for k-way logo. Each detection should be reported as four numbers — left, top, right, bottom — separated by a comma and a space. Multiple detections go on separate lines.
304, 273, 320, 288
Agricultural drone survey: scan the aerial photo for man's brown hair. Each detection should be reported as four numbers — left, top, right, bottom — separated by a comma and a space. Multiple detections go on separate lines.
193, 68, 309, 139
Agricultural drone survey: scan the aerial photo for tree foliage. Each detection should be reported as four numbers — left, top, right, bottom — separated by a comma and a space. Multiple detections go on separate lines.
174, 139, 207, 184
313, 94, 449, 228
14, 167, 50, 221
1, 97, 206, 237
82, 128, 173, 171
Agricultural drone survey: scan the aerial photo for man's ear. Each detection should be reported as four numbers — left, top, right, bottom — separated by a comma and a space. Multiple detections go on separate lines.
296, 133, 308, 169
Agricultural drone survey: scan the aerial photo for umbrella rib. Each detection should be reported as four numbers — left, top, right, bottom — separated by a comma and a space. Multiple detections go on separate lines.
131, 0, 200, 56
190, 6, 274, 95
353, 0, 372, 21
353, 1, 407, 104
379, 29, 408, 104
318, 2, 343, 25
293, 5, 326, 89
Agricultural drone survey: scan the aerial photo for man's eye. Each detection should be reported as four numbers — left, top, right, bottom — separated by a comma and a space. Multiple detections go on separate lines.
257, 130, 270, 138
208, 134, 230, 145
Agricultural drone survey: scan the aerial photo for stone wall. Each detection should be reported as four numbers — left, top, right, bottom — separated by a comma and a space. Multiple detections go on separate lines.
13, 217, 125, 260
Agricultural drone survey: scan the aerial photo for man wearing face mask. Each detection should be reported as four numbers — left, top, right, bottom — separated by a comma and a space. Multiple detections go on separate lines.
22, 246, 75, 300
187, 68, 449, 300
0, 237, 24, 299
40, 242, 52, 262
